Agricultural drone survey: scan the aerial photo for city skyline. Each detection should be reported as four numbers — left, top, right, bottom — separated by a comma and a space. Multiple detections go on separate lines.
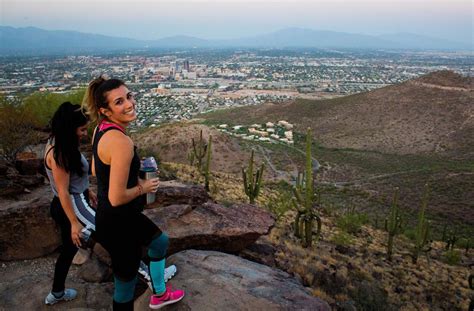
1, 0, 472, 44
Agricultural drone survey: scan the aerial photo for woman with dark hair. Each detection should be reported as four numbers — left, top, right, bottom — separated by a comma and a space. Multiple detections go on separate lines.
43, 101, 96, 305
83, 76, 184, 310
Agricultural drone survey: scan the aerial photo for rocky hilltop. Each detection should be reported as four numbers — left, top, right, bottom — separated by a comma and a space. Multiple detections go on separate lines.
202, 70, 474, 157
0, 162, 329, 310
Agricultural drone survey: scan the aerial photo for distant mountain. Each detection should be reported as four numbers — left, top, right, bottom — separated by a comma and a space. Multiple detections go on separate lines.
0, 26, 145, 54
0, 26, 470, 54
377, 32, 471, 50
228, 28, 396, 49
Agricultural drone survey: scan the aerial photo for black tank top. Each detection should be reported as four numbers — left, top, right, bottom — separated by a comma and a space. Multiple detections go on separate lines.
92, 126, 143, 216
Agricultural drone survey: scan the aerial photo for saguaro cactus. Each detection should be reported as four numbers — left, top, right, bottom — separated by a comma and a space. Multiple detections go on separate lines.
385, 187, 403, 261
242, 150, 264, 204
445, 227, 458, 251
292, 128, 322, 248
191, 129, 207, 170
411, 184, 432, 264
189, 130, 212, 192
203, 135, 212, 192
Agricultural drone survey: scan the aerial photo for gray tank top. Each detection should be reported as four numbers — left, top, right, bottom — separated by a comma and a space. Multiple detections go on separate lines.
44, 140, 89, 196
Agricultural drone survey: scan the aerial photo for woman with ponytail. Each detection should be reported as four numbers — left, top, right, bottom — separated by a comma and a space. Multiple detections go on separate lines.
84, 76, 184, 310
43, 102, 97, 305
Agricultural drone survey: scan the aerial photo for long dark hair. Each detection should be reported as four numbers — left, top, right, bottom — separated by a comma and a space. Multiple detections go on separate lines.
50, 102, 88, 176
82, 76, 125, 124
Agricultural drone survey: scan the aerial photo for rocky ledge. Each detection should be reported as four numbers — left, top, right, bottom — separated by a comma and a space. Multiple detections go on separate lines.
135, 250, 331, 311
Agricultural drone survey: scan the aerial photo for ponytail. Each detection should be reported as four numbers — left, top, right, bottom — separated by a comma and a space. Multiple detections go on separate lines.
82, 75, 125, 124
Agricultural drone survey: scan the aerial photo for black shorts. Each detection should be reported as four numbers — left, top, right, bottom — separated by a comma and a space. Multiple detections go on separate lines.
95, 210, 162, 281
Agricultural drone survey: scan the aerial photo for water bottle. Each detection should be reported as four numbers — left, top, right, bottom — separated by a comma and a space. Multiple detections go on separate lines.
139, 156, 158, 204
80, 227, 95, 249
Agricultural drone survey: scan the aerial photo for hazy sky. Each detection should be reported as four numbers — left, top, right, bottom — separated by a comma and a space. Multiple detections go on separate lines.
1, 0, 472, 43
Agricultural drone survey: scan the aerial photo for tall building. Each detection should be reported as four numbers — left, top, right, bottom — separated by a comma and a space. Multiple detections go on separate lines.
169, 61, 176, 77
183, 60, 190, 72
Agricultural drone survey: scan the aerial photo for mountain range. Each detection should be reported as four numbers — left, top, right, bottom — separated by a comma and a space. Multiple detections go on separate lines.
0, 26, 470, 55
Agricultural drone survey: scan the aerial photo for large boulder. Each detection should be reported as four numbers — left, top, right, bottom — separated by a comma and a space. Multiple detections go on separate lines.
15, 152, 44, 176
135, 250, 331, 310
0, 195, 60, 261
147, 181, 211, 208
85, 202, 274, 274
144, 202, 275, 255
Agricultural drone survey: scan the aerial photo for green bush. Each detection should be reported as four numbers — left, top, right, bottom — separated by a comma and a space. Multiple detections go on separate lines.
0, 97, 41, 163
265, 189, 293, 220
336, 211, 368, 234
403, 228, 417, 241
331, 231, 353, 247
443, 250, 461, 265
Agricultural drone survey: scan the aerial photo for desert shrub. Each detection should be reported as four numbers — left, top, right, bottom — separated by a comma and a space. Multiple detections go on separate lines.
443, 250, 461, 265
158, 163, 177, 181
350, 280, 393, 311
331, 231, 353, 247
0, 97, 41, 163
336, 211, 368, 234
264, 189, 293, 220
456, 237, 471, 252
403, 228, 417, 241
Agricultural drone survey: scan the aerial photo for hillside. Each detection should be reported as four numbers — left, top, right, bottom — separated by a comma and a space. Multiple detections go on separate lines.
202, 71, 474, 158
193, 71, 473, 237
133, 122, 270, 176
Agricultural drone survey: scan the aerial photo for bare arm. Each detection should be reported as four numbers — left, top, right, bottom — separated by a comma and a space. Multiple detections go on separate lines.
48, 150, 83, 247
99, 130, 158, 207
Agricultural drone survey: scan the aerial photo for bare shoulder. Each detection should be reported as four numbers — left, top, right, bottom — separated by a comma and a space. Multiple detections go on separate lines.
98, 130, 134, 163
102, 130, 133, 148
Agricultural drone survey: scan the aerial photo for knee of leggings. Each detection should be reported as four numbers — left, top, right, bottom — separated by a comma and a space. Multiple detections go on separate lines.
114, 275, 137, 303
147, 233, 169, 260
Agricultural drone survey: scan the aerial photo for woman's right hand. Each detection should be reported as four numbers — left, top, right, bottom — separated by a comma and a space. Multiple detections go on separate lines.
71, 221, 83, 248
138, 177, 160, 194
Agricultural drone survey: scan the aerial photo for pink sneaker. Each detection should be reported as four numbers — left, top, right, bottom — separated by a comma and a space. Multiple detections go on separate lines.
149, 284, 185, 309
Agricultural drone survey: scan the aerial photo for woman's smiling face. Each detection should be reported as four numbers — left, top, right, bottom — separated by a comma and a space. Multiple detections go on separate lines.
101, 85, 137, 127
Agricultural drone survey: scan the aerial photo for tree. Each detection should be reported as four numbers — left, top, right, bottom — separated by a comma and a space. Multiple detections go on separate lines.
0, 96, 41, 163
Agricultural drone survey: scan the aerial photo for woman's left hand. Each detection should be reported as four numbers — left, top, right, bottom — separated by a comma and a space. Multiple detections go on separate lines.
89, 189, 98, 208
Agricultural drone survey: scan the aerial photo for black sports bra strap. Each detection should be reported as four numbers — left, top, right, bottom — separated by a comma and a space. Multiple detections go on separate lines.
44, 146, 54, 170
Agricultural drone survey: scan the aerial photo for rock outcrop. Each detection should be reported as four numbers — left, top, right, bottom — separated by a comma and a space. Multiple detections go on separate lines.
148, 180, 211, 208
135, 250, 331, 310
79, 200, 275, 279
144, 202, 275, 255
0, 194, 60, 261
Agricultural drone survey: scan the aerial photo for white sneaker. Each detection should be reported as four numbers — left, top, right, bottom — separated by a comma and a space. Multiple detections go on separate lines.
44, 288, 77, 305
164, 265, 177, 283
139, 264, 178, 289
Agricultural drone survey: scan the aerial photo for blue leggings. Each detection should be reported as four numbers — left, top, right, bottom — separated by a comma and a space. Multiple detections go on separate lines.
113, 233, 169, 303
